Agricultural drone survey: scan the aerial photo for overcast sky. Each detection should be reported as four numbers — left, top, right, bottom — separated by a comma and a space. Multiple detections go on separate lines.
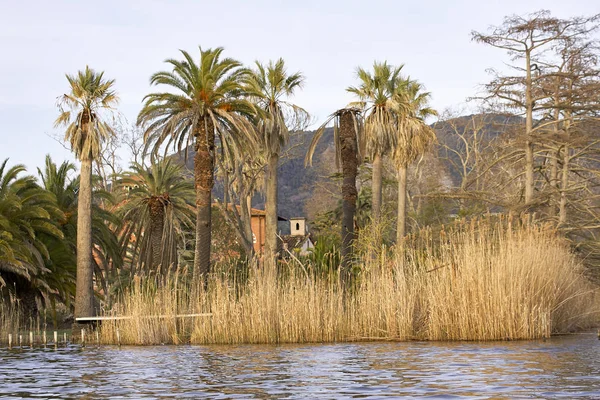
1, 0, 598, 172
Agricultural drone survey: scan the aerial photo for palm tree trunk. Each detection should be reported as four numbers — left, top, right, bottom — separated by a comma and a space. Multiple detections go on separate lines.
371, 153, 383, 222
265, 154, 279, 265
149, 201, 165, 274
194, 118, 214, 280
339, 110, 358, 282
74, 157, 94, 318
396, 165, 407, 243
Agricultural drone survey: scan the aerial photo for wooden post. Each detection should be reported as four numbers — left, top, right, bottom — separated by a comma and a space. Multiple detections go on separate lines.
29, 331, 33, 348
116, 328, 121, 348
96, 330, 99, 345
19, 334, 22, 348
63, 332, 67, 346
54, 331, 58, 349
8, 334, 12, 349
81, 329, 85, 347
43, 331, 47, 347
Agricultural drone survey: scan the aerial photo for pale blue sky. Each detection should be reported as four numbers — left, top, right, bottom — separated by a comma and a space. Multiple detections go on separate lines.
1, 0, 598, 172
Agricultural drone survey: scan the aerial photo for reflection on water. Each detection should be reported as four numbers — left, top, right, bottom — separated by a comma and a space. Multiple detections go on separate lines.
1, 333, 599, 398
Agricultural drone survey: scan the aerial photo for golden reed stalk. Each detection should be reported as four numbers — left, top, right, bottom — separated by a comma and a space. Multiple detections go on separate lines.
97, 217, 600, 345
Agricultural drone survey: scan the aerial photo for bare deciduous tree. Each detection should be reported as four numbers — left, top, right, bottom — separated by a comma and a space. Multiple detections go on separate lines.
472, 10, 600, 204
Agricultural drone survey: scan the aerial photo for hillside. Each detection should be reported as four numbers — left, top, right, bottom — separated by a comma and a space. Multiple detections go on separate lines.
172, 128, 337, 219
174, 113, 520, 220
433, 113, 523, 187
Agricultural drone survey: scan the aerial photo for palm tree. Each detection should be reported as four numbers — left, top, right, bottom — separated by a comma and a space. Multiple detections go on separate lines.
118, 160, 195, 275
0, 159, 65, 314
36, 156, 78, 309
36, 155, 122, 313
347, 62, 410, 225
393, 81, 437, 242
306, 108, 364, 281
138, 47, 255, 279
55, 66, 118, 318
244, 58, 308, 263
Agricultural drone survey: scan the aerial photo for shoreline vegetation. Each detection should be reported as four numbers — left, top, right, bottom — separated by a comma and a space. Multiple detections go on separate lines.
4, 217, 597, 346
3, 10, 600, 347
97, 217, 600, 344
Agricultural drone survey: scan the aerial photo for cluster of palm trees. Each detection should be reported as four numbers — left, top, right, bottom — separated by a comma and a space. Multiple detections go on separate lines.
0, 156, 119, 316
307, 62, 436, 273
2, 46, 436, 318
0, 154, 195, 318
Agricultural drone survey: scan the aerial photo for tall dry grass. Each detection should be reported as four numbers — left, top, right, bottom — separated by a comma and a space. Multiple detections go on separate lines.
0, 298, 24, 337
99, 217, 600, 345
0, 296, 49, 344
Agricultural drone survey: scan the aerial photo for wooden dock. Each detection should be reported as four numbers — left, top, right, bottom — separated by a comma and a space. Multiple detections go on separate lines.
76, 313, 212, 322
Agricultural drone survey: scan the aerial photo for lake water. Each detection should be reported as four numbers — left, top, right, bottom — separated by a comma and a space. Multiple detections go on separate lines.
0, 333, 599, 399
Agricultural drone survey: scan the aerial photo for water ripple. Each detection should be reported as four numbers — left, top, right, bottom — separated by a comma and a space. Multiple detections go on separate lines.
1, 333, 599, 398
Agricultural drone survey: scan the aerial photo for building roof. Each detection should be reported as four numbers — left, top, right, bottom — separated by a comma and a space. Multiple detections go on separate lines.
277, 234, 313, 254
249, 208, 266, 216
216, 203, 288, 221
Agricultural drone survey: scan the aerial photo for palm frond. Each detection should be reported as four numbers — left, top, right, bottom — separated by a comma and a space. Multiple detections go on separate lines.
55, 66, 119, 161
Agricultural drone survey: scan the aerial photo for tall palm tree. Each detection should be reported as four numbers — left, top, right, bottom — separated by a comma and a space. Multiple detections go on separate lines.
306, 108, 364, 281
36, 155, 121, 312
244, 58, 308, 263
347, 62, 410, 225
118, 160, 195, 275
393, 81, 437, 242
138, 47, 255, 279
55, 66, 118, 318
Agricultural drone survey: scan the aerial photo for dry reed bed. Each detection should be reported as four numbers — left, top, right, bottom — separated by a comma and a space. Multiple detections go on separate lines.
1, 300, 24, 337
98, 218, 600, 345
0, 299, 54, 345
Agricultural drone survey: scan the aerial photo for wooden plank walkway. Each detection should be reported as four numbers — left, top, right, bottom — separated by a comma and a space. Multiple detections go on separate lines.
76, 313, 212, 322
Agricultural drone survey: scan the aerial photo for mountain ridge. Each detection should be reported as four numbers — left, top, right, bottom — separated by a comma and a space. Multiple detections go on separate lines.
173, 113, 521, 220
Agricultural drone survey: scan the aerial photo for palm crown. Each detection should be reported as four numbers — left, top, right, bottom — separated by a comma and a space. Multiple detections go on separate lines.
244, 58, 308, 157
305, 108, 365, 168
118, 160, 195, 274
393, 81, 438, 166
347, 61, 411, 158
138, 47, 256, 159
0, 159, 63, 288
55, 66, 118, 161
